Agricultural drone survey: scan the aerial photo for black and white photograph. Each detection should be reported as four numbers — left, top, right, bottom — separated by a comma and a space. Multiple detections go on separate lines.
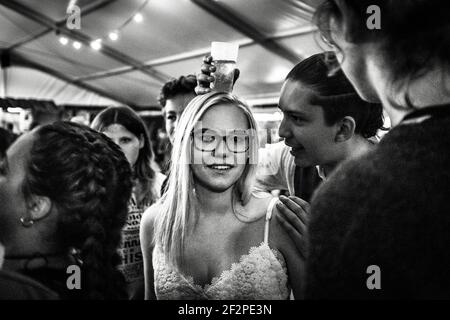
0, 0, 449, 310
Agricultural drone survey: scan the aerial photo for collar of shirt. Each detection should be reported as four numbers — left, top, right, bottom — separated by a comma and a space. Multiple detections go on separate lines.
316, 165, 327, 181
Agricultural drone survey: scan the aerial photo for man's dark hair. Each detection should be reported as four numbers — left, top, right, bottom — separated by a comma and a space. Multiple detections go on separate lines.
286, 52, 385, 138
158, 75, 197, 107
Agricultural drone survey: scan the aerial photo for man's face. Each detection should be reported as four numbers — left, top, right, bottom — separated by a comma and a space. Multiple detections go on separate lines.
164, 93, 196, 144
278, 80, 341, 167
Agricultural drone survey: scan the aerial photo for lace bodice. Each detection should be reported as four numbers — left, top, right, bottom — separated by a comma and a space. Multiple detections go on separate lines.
152, 198, 291, 300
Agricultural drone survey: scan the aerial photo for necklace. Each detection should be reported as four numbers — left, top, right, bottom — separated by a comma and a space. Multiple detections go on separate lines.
4, 252, 68, 271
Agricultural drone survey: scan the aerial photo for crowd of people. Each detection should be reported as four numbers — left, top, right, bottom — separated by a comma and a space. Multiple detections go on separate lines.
0, 0, 449, 299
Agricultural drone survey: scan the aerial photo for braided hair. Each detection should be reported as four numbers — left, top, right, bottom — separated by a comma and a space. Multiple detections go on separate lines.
22, 121, 132, 299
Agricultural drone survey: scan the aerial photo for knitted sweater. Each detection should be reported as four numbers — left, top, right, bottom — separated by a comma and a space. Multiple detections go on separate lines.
306, 105, 450, 299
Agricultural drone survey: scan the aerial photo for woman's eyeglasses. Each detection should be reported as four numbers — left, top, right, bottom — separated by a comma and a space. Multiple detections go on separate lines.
191, 128, 250, 153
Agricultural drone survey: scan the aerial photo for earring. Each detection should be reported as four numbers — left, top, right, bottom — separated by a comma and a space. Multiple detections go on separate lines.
20, 217, 34, 228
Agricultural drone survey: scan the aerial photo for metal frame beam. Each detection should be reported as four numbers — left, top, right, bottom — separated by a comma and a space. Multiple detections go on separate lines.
191, 0, 301, 64
6, 0, 119, 51
75, 25, 317, 82
9, 51, 137, 107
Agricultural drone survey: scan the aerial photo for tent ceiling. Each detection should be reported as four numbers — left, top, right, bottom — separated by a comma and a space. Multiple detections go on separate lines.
0, 0, 322, 108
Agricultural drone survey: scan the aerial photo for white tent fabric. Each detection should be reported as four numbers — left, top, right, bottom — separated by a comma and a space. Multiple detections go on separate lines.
2, 66, 121, 105
0, 0, 322, 108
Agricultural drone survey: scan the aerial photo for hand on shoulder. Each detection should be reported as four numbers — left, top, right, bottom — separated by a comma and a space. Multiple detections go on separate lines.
273, 195, 309, 259
237, 193, 275, 222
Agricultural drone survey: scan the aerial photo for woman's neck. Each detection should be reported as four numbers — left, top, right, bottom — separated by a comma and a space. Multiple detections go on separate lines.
194, 183, 234, 217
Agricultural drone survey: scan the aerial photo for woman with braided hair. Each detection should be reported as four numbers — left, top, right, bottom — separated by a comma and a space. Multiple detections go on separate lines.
91, 106, 166, 299
0, 121, 132, 299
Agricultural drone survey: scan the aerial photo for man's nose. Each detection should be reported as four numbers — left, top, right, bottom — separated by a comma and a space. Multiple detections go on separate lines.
278, 115, 291, 139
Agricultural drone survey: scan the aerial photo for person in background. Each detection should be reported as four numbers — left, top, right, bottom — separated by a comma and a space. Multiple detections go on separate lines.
159, 75, 198, 145
158, 75, 197, 174
0, 128, 17, 158
0, 122, 132, 299
91, 106, 165, 299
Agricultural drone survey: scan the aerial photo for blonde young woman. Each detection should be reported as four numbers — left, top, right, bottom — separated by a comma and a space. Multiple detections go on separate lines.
140, 92, 303, 300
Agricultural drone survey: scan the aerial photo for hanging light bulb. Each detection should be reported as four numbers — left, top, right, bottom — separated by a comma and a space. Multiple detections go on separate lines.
90, 39, 102, 50
133, 13, 143, 23
73, 41, 82, 50
59, 36, 69, 45
108, 31, 119, 41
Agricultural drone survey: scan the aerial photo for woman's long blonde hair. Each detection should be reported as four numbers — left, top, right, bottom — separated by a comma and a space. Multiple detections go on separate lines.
154, 92, 259, 269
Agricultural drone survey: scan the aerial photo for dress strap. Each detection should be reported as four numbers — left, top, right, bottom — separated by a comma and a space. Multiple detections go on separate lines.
263, 197, 279, 244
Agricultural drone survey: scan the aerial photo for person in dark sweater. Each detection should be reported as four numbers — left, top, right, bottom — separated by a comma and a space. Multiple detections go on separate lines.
302, 0, 450, 298
0, 122, 132, 299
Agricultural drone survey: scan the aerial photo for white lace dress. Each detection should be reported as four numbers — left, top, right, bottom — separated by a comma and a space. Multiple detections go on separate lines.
152, 198, 290, 300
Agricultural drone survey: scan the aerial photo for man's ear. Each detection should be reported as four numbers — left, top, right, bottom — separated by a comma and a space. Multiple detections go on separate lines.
335, 116, 356, 142
26, 195, 52, 222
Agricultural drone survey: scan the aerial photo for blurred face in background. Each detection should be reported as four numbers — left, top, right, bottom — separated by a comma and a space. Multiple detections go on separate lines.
102, 124, 143, 167
165, 93, 196, 144
19, 109, 33, 133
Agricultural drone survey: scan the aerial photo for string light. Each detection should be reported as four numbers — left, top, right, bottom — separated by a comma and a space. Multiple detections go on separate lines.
57, 0, 149, 51
90, 39, 102, 50
73, 41, 82, 50
59, 37, 69, 45
133, 13, 143, 23
108, 31, 119, 41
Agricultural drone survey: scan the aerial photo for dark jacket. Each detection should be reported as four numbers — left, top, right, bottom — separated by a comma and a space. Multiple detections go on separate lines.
306, 105, 450, 299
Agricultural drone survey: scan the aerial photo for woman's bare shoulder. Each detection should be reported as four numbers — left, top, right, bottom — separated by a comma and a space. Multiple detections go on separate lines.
239, 193, 276, 223
141, 202, 163, 235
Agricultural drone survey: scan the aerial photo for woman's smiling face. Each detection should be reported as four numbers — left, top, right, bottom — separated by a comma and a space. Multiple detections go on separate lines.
190, 103, 249, 193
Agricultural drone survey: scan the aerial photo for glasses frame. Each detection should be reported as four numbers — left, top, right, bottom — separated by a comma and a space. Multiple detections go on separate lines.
190, 128, 250, 154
